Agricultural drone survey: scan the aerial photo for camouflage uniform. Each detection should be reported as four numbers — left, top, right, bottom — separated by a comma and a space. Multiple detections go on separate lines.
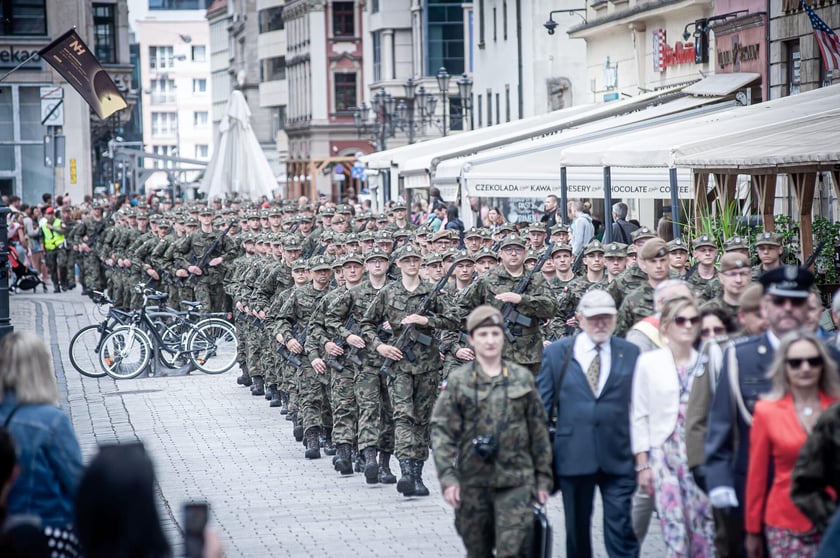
175, 224, 238, 312
127, 228, 157, 309
457, 267, 558, 374
607, 262, 648, 309
74, 213, 108, 291
431, 360, 553, 558
615, 282, 655, 337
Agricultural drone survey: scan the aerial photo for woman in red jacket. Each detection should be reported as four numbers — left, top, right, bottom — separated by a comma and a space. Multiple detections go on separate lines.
746, 331, 840, 558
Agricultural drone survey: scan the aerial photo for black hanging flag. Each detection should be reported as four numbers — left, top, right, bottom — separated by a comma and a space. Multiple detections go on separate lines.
39, 28, 128, 119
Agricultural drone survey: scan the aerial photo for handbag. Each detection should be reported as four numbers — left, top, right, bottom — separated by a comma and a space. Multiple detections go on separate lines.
530, 505, 553, 558
548, 340, 574, 495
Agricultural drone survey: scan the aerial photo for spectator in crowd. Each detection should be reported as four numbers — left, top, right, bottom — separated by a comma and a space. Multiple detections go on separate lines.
568, 200, 594, 257
745, 331, 840, 558
485, 206, 506, 230
0, 332, 82, 529
610, 202, 639, 245
632, 298, 715, 557
444, 204, 465, 249
537, 290, 640, 558
541, 195, 559, 232
698, 307, 737, 343
76, 442, 223, 558
625, 279, 692, 353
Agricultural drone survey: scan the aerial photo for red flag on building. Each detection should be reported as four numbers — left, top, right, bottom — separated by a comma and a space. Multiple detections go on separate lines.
39, 28, 128, 119
801, 1, 840, 72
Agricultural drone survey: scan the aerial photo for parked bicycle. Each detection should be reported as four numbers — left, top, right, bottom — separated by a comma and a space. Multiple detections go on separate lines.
98, 286, 238, 380
68, 292, 134, 379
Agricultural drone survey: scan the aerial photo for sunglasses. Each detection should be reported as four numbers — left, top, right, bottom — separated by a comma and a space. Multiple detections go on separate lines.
701, 326, 727, 337
770, 296, 808, 307
673, 316, 700, 327
786, 356, 823, 369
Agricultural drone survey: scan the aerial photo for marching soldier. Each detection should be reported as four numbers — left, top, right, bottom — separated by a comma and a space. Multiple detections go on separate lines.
175, 209, 238, 312
615, 238, 671, 337
603, 242, 627, 283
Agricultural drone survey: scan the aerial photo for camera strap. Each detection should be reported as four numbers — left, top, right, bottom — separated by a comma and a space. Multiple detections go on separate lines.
472, 363, 509, 441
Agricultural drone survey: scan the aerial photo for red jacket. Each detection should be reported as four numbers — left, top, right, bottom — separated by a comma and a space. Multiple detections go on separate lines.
746, 392, 838, 534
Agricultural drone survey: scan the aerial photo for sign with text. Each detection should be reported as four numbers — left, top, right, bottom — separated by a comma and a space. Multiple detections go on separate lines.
0, 43, 45, 70
463, 168, 693, 199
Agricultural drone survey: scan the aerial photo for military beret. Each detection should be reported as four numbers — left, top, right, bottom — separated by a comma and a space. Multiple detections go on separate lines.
584, 239, 605, 255
432, 230, 452, 243
667, 238, 689, 253
691, 234, 717, 250
603, 242, 627, 258
639, 238, 668, 260
499, 234, 527, 250
759, 265, 813, 299
755, 231, 782, 247
631, 227, 656, 242
364, 246, 390, 262
466, 305, 504, 334
739, 283, 765, 312
719, 252, 751, 273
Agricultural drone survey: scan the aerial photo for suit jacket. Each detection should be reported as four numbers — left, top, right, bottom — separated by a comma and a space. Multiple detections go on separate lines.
537, 335, 640, 477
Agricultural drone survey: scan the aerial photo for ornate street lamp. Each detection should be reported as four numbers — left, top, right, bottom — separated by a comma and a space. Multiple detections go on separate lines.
457, 72, 474, 130
436, 67, 450, 136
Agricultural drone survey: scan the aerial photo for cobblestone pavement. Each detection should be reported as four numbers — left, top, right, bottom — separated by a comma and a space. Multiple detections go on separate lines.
11, 289, 665, 557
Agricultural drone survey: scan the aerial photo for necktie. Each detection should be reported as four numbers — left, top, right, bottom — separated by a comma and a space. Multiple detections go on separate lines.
587, 344, 601, 395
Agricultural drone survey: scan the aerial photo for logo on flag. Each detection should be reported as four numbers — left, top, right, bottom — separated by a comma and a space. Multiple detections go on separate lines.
802, 1, 840, 72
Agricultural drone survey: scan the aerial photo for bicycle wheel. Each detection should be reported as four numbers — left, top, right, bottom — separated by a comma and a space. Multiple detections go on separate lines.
151, 320, 190, 368
99, 326, 153, 380
69, 324, 109, 378
186, 318, 238, 374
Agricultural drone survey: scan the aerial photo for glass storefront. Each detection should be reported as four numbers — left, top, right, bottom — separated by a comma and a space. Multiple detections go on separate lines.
0, 84, 50, 204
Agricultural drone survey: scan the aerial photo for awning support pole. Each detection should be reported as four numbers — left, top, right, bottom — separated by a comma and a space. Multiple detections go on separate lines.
560, 167, 568, 224
669, 167, 681, 239
603, 166, 613, 244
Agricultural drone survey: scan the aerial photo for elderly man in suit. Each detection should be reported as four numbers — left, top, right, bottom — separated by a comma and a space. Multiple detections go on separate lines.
537, 289, 640, 558
704, 266, 815, 557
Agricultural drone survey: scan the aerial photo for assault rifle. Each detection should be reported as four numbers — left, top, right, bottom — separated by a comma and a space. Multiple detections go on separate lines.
501, 241, 554, 343
83, 218, 112, 254
277, 324, 306, 367
355, 218, 370, 233
571, 247, 585, 275
324, 315, 364, 372
804, 240, 826, 269
379, 260, 458, 378
188, 221, 236, 285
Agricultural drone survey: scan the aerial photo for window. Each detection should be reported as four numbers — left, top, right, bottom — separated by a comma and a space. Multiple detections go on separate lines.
1, 0, 47, 36
151, 112, 178, 137
195, 144, 209, 158
272, 106, 286, 135
259, 6, 284, 32
261, 56, 286, 81
478, 0, 485, 47
333, 2, 355, 37
495, 93, 500, 125
503, 1, 507, 40
372, 31, 382, 81
150, 79, 175, 104
787, 40, 801, 96
485, 90, 491, 127
371, 0, 379, 13
449, 97, 463, 131
92, 4, 116, 64
149, 0, 205, 9
191, 45, 206, 62
193, 111, 208, 126
426, 0, 465, 75
192, 78, 207, 93
477, 95, 482, 127
334, 72, 357, 112
493, 7, 496, 42
152, 145, 176, 169
505, 84, 510, 122
149, 46, 174, 70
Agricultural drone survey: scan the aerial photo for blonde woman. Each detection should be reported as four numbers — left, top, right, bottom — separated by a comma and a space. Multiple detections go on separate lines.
632, 298, 715, 557
0, 332, 82, 529
745, 331, 840, 558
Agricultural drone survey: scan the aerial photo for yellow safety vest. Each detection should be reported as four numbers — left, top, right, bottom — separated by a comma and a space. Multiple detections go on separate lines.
42, 218, 65, 250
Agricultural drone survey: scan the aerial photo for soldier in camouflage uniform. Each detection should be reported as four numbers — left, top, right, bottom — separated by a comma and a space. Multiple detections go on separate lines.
113, 210, 143, 308
360, 244, 456, 497
615, 238, 671, 336
700, 252, 751, 320
175, 208, 238, 312
667, 238, 690, 278
126, 213, 156, 309
439, 250, 477, 381
686, 234, 719, 301
225, 233, 258, 386
73, 203, 108, 293
431, 305, 552, 558
325, 247, 397, 484
753, 231, 784, 280
603, 241, 627, 284
274, 255, 333, 459
544, 243, 578, 341
607, 226, 657, 308
456, 235, 558, 375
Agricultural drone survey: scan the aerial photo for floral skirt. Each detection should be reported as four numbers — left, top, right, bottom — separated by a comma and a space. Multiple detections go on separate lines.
765, 525, 821, 558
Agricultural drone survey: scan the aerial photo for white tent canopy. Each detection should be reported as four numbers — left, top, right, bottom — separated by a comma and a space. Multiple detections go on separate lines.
200, 90, 276, 200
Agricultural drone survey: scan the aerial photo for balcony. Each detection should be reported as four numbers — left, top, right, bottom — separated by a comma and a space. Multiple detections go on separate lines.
150, 92, 176, 105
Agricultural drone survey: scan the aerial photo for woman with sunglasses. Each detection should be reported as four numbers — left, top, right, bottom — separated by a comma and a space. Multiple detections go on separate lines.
745, 331, 840, 558
631, 298, 715, 557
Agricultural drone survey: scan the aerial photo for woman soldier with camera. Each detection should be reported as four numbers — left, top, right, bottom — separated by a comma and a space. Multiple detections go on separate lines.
431, 305, 552, 558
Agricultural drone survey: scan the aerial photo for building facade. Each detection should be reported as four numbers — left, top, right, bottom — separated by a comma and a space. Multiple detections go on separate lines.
256, 0, 289, 192
130, 0, 213, 191
0, 0, 134, 204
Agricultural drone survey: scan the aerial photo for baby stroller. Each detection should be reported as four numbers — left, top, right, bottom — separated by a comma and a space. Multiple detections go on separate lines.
8, 245, 46, 293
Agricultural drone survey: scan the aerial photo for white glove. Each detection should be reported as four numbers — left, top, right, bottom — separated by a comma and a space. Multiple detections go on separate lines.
708, 486, 739, 509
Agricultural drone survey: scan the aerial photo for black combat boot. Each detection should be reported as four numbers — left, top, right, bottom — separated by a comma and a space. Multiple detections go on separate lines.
264, 383, 275, 401
411, 460, 430, 497
363, 448, 378, 484
321, 429, 337, 456
396, 459, 416, 496
279, 391, 289, 414
291, 413, 304, 442
236, 366, 252, 387
250, 376, 265, 396
304, 427, 321, 459
378, 452, 397, 484
269, 387, 282, 408
352, 447, 364, 473
333, 444, 353, 475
